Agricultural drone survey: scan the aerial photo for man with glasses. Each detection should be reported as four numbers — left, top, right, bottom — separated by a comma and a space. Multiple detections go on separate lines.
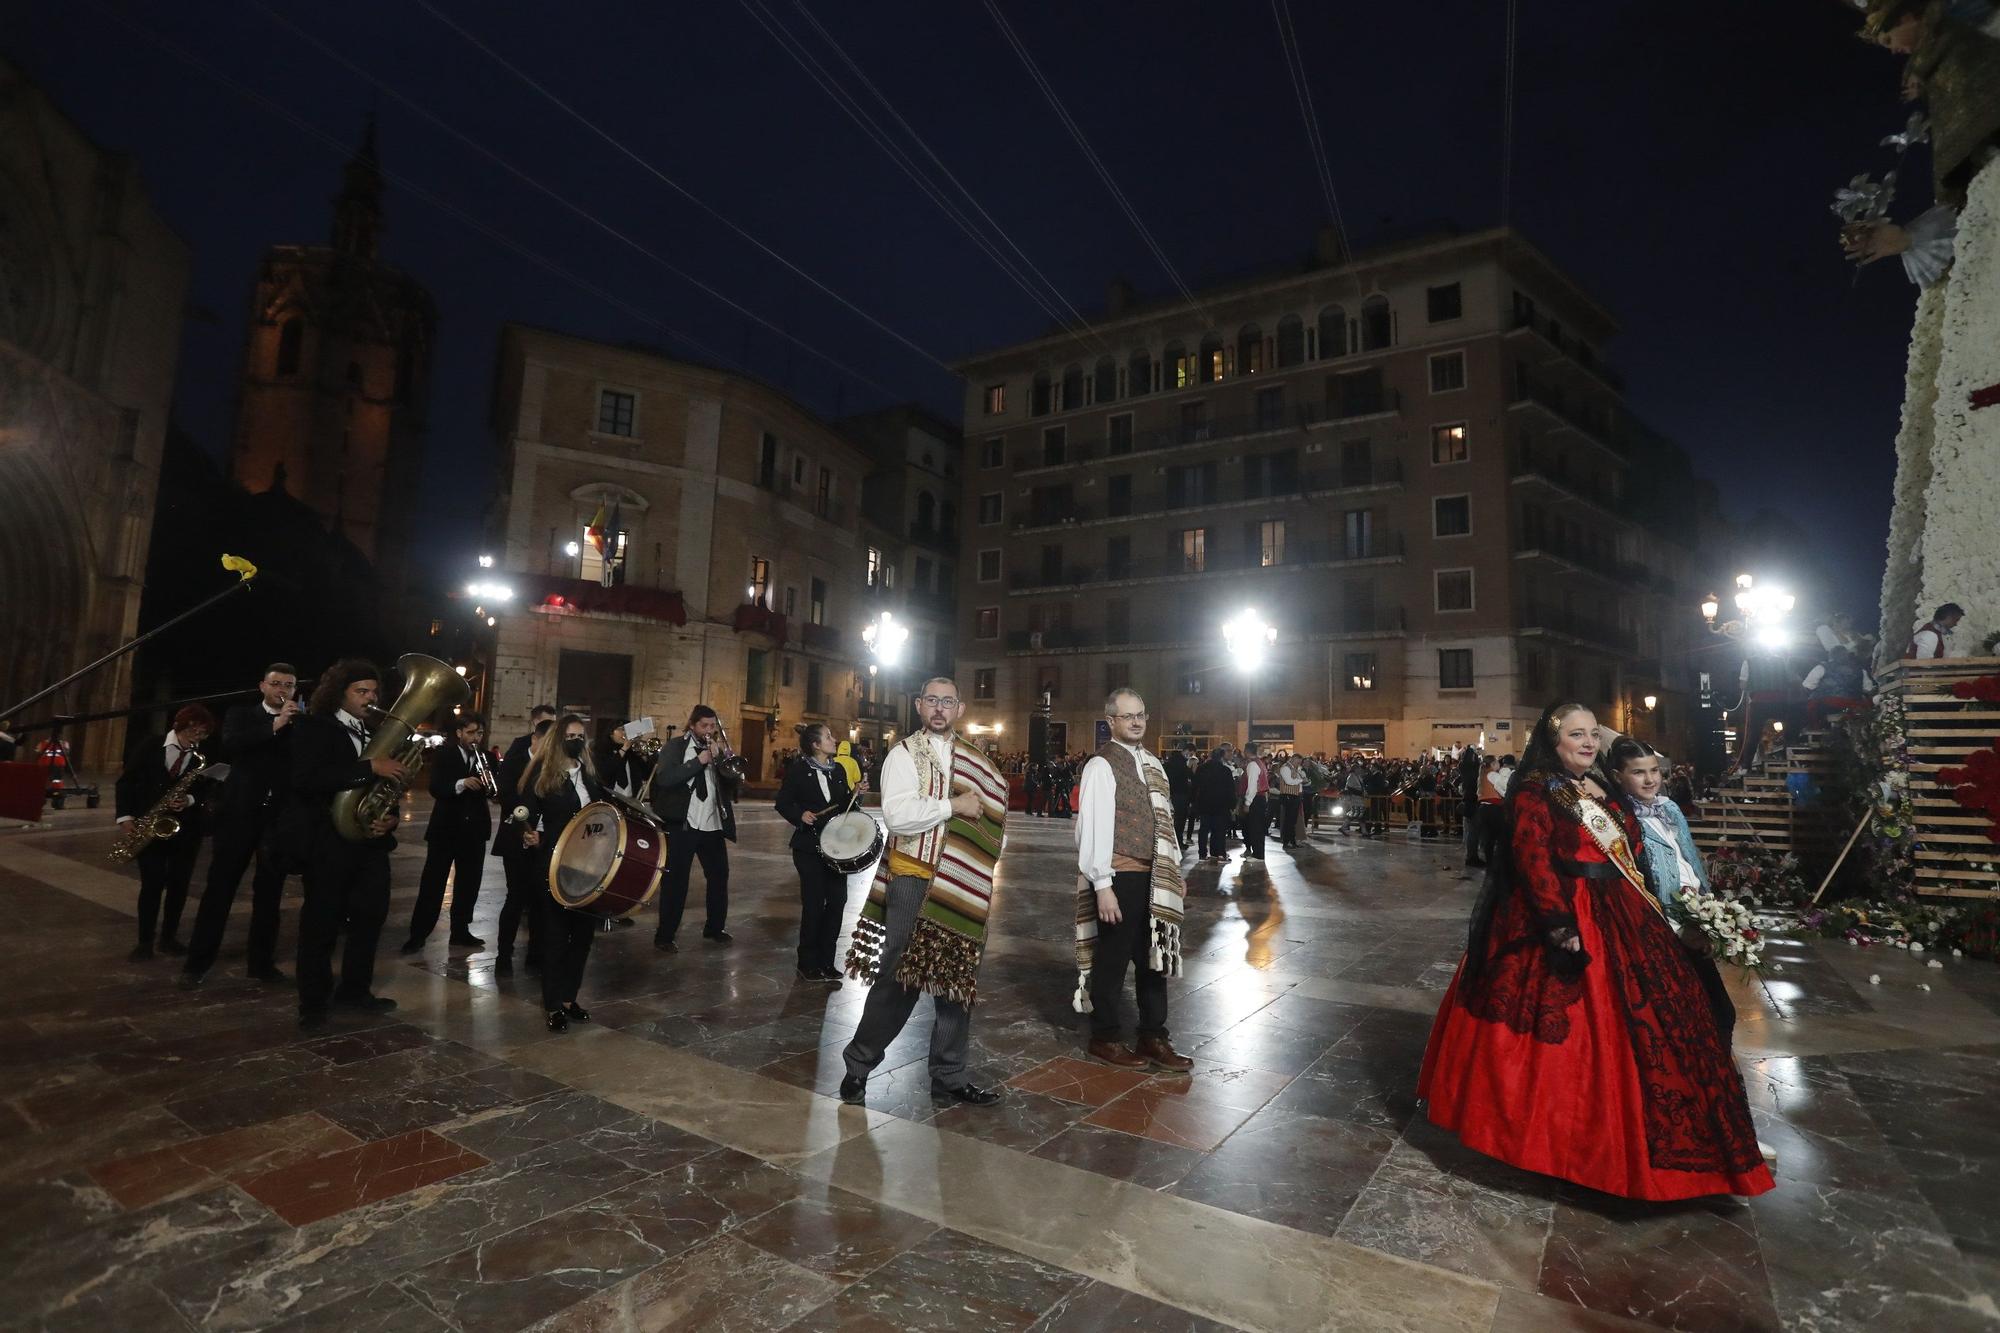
840, 678, 1008, 1109
1072, 689, 1191, 1070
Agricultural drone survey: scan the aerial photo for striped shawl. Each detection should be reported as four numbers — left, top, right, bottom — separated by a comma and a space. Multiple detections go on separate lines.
1073, 744, 1185, 1012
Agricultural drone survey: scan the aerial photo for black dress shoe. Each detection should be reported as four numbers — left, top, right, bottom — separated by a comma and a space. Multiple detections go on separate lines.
399, 939, 425, 955
448, 932, 486, 948
333, 992, 398, 1013
653, 938, 678, 953
796, 966, 819, 982
298, 1007, 330, 1031
838, 1074, 866, 1105
546, 1009, 568, 1033
248, 967, 290, 984
158, 938, 188, 957
609, 917, 636, 930
702, 930, 734, 945
175, 970, 203, 991
128, 942, 154, 962
815, 969, 843, 988
562, 1002, 591, 1022
494, 956, 514, 976
524, 955, 543, 971
931, 1083, 1002, 1107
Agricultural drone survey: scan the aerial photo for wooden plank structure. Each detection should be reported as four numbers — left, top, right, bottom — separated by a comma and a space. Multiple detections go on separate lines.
1686, 728, 1844, 874
1876, 656, 2000, 899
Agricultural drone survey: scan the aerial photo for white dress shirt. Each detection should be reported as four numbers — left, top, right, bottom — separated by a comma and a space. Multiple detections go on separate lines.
1242, 758, 1269, 799
336, 709, 369, 755
454, 746, 483, 795
1912, 625, 1950, 659
684, 742, 724, 832
1076, 741, 1161, 890
880, 731, 956, 837
566, 763, 591, 809
1492, 766, 1514, 796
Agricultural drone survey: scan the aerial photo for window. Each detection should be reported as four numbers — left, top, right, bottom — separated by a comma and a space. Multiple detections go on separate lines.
1343, 510, 1373, 559
758, 432, 778, 488
1167, 462, 1217, 507
806, 662, 825, 713
975, 607, 1000, 639
1032, 371, 1052, 416
1200, 335, 1226, 384
1127, 349, 1153, 396
1178, 660, 1203, 695
747, 650, 772, 707
1043, 426, 1067, 467
1341, 578, 1377, 632
882, 562, 895, 590
1175, 527, 1207, 573
428, 618, 442, 637
1106, 600, 1130, 644
1255, 386, 1285, 431
866, 547, 882, 587
1040, 544, 1062, 583
1439, 648, 1475, 690
1103, 662, 1131, 696
1359, 295, 1393, 350
1429, 351, 1466, 393
1238, 324, 1265, 375
1062, 364, 1084, 410
1339, 439, 1374, 487
1107, 534, 1131, 579
1317, 305, 1347, 359
792, 455, 807, 487
1167, 343, 1193, 389
1036, 664, 1062, 700
749, 556, 771, 604
1276, 315, 1305, 367
1525, 648, 1547, 691
1107, 473, 1132, 517
1244, 451, 1298, 499
981, 436, 1004, 468
974, 667, 996, 700
1093, 357, 1117, 403
816, 466, 833, 517
984, 383, 1006, 414
1108, 414, 1133, 455
782, 655, 795, 687
977, 549, 1001, 582
597, 389, 636, 437
809, 576, 827, 625
1180, 400, 1209, 440
978, 492, 1002, 525
1258, 520, 1286, 567
1426, 282, 1463, 323
275, 318, 303, 376
783, 586, 796, 616
1330, 367, 1386, 417
580, 526, 628, 584
1436, 568, 1474, 612
1432, 422, 1469, 465
1345, 652, 1378, 690
1434, 495, 1472, 538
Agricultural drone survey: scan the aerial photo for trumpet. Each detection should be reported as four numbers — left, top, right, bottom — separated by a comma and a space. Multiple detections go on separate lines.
708, 718, 749, 783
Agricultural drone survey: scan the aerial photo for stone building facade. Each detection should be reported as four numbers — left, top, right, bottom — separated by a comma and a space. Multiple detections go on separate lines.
952, 228, 1707, 760
484, 326, 886, 780
0, 58, 191, 770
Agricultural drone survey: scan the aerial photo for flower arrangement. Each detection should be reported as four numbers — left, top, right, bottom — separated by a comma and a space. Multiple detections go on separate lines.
1707, 843, 1808, 909
1669, 889, 1764, 970
1939, 741, 2000, 845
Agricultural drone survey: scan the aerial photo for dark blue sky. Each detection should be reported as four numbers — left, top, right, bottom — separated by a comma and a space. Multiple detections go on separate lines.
13, 1, 1917, 616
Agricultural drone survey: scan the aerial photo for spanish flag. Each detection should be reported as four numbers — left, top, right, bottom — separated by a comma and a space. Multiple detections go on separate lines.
586, 503, 608, 559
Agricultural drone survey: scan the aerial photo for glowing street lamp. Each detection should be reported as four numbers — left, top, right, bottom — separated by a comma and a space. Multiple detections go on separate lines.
1222, 608, 1277, 673
861, 611, 909, 667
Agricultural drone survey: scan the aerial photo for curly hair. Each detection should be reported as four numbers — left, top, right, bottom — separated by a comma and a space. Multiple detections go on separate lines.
308, 658, 383, 716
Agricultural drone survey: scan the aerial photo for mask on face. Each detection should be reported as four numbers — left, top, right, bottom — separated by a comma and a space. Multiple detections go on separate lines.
562, 737, 587, 759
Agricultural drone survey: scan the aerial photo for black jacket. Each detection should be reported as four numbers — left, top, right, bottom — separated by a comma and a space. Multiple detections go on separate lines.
521, 762, 608, 850
591, 740, 653, 796
645, 734, 737, 841
1165, 753, 1195, 807
210, 702, 293, 818
775, 758, 853, 854
426, 742, 495, 844
1193, 757, 1237, 814
290, 713, 392, 850
115, 736, 207, 832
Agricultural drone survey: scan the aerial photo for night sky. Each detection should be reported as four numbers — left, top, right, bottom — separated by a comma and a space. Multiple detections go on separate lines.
12, 1, 1917, 619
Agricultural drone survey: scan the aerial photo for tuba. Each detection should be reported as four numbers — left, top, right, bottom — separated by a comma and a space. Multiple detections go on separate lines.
331, 653, 470, 842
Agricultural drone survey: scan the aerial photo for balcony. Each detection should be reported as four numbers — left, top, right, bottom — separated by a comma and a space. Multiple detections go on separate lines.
523, 575, 688, 626
1507, 311, 1625, 392
1311, 388, 1402, 425
1513, 538, 1649, 586
907, 520, 956, 551
732, 603, 787, 639
1000, 607, 1406, 653
1296, 606, 1409, 637
1005, 627, 1101, 652
1506, 376, 1625, 458
801, 621, 843, 653
1008, 460, 1406, 535
1011, 403, 1344, 477
1008, 535, 1402, 593
1516, 605, 1637, 654
858, 699, 898, 721
1509, 466, 1628, 522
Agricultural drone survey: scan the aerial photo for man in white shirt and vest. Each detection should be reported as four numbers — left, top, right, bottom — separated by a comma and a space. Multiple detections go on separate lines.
1235, 742, 1272, 860
1074, 689, 1192, 1071
1908, 602, 1965, 660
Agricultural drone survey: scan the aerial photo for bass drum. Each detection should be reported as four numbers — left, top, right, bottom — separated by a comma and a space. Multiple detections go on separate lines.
816, 809, 884, 874
549, 800, 667, 918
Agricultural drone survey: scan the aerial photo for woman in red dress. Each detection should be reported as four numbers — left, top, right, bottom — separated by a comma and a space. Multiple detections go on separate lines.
1417, 702, 1773, 1200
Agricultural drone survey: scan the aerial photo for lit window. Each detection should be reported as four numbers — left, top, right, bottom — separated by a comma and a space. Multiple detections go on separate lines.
974, 667, 996, 700
596, 389, 636, 437
866, 547, 882, 587
809, 577, 826, 625
1436, 569, 1474, 612
749, 557, 771, 604
1177, 528, 1207, 573
579, 526, 628, 584
1345, 652, 1377, 690
984, 383, 1006, 414
1432, 423, 1469, 465
1259, 520, 1285, 567
1429, 351, 1466, 393
428, 619, 443, 637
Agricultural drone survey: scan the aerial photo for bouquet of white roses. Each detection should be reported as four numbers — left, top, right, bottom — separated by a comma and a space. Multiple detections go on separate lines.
1667, 888, 1764, 970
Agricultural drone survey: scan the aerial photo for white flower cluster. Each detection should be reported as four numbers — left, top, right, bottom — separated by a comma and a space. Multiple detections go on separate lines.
1670, 889, 1765, 970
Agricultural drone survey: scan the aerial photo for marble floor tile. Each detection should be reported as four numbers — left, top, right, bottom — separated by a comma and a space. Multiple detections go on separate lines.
816, 1225, 1089, 1330
1168, 1109, 1398, 1234
439, 1089, 639, 1161
266, 1280, 450, 1332
1006, 1055, 1153, 1107
300, 1022, 438, 1066
1335, 1140, 1555, 1289
1027, 1278, 1246, 1331
571, 1114, 725, 1175
1486, 1287, 1663, 1332
1083, 1080, 1262, 1152
1539, 1194, 1778, 1333
89, 1112, 362, 1210
1190, 1019, 1334, 1076
1263, 1053, 1419, 1131
1029, 1122, 1207, 1191
933, 1086, 1093, 1151
730, 1185, 939, 1282
237, 1126, 490, 1226
532, 1232, 839, 1332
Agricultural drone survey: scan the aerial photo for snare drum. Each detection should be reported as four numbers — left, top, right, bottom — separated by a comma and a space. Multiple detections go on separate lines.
548, 800, 667, 918
816, 809, 884, 874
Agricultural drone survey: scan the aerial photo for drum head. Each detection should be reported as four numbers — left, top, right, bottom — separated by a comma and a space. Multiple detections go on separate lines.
552, 802, 622, 907
820, 811, 879, 861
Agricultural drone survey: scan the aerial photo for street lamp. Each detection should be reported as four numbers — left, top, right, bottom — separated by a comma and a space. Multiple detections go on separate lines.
1700, 573, 1795, 639
861, 610, 908, 667
1222, 608, 1277, 746
1642, 694, 1658, 711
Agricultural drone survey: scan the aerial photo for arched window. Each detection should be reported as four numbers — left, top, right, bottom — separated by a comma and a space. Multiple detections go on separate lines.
275, 318, 304, 377
1127, 349, 1154, 396
1236, 324, 1264, 375
1061, 363, 1084, 411
1276, 315, 1304, 367
1198, 333, 1225, 383
1360, 295, 1393, 350
1031, 370, 1052, 416
1161, 341, 1188, 390
1316, 306, 1346, 360
1093, 356, 1117, 403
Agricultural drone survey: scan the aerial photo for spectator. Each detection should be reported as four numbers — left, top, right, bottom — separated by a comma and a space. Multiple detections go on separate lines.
1193, 746, 1236, 860
1906, 602, 1965, 660
1165, 747, 1196, 848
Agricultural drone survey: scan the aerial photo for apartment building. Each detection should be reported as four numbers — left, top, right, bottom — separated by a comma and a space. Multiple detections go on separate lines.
952, 227, 1706, 760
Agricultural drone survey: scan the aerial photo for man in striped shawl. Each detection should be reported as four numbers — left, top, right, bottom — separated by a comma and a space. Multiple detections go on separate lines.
840, 677, 1009, 1109
1073, 689, 1192, 1071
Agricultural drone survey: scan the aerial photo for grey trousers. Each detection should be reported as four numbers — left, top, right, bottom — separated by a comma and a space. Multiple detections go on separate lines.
842, 875, 971, 1090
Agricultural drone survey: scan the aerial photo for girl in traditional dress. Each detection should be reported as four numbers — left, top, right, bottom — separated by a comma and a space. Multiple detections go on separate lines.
1417, 702, 1773, 1200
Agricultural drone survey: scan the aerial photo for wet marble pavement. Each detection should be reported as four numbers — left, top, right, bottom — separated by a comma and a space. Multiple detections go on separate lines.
3, 801, 2000, 1332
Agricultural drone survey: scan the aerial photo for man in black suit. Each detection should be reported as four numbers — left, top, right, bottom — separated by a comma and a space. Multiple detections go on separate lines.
292, 659, 407, 1029
115, 704, 218, 961
180, 665, 301, 988
403, 713, 495, 953
648, 704, 737, 952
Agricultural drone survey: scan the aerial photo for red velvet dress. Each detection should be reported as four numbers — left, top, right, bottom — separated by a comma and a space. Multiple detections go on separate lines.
1417, 778, 1774, 1200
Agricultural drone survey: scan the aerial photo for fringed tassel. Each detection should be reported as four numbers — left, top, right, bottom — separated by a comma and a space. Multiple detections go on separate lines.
893, 917, 983, 1006
1072, 970, 1093, 1014
844, 916, 887, 984
1149, 918, 1184, 978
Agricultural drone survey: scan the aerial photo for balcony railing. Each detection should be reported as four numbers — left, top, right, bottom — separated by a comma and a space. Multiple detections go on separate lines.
1507, 376, 1625, 456
1009, 535, 1402, 591
801, 621, 842, 652
1002, 606, 1407, 653
907, 521, 956, 550
1513, 536, 1647, 584
732, 603, 788, 639
1516, 605, 1637, 654
1009, 460, 1406, 533
1510, 465, 1628, 519
1012, 399, 1406, 476
1508, 311, 1625, 392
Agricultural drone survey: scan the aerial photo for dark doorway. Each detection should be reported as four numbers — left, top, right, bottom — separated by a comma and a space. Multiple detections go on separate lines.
556, 649, 633, 739
738, 717, 767, 782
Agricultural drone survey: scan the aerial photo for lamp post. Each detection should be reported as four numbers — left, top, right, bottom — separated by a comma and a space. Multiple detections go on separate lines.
1222, 608, 1277, 748
862, 611, 908, 741
1697, 573, 1798, 769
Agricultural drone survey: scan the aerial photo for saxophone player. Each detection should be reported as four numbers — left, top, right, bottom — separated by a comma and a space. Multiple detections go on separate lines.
114, 704, 218, 962
292, 659, 407, 1030
647, 704, 738, 952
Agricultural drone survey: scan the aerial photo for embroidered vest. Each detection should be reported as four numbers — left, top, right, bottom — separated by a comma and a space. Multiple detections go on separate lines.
1098, 743, 1156, 866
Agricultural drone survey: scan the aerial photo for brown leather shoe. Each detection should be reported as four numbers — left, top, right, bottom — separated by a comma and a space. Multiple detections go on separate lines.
1135, 1035, 1193, 1073
1087, 1038, 1147, 1069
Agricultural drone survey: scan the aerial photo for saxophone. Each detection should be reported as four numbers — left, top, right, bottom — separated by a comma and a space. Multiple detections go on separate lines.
331, 653, 471, 842
109, 755, 207, 863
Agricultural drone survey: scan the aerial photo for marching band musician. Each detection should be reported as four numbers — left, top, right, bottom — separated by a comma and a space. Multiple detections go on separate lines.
518, 713, 608, 1031
647, 704, 738, 952
592, 723, 653, 799
291, 660, 407, 1030
180, 665, 300, 988
114, 703, 218, 962
490, 716, 554, 976
775, 721, 853, 984
402, 712, 494, 954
